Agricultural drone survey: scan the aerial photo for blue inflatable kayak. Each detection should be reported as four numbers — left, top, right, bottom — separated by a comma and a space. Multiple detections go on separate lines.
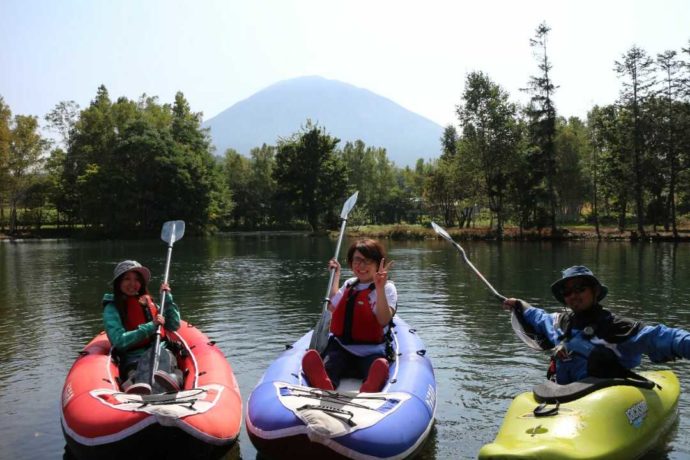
246, 316, 436, 459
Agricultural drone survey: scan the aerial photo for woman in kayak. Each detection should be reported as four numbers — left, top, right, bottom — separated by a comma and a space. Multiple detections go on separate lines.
302, 239, 396, 392
103, 260, 182, 394
502, 265, 690, 384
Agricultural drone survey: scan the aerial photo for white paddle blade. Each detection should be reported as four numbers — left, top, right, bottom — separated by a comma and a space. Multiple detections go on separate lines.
431, 221, 453, 242
310, 310, 332, 354
161, 220, 185, 244
511, 311, 546, 351
340, 191, 359, 219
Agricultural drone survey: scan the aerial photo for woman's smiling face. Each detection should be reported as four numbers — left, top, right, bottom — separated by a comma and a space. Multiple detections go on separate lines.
350, 250, 376, 283
119, 271, 142, 296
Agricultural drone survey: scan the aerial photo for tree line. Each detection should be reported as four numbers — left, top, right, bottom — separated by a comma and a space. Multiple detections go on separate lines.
1, 23, 689, 238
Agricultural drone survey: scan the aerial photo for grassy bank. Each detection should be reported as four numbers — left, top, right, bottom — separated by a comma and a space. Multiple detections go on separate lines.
3, 223, 690, 242
344, 224, 690, 242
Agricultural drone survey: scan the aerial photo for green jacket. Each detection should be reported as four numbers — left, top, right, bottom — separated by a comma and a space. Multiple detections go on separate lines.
102, 292, 181, 361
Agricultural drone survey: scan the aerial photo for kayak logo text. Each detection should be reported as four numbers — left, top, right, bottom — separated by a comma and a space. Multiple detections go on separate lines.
626, 400, 648, 428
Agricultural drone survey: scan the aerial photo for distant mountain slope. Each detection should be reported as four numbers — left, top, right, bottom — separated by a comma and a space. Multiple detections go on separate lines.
203, 76, 443, 167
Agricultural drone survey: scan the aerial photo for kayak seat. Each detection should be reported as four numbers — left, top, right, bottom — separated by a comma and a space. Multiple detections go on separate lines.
533, 376, 656, 404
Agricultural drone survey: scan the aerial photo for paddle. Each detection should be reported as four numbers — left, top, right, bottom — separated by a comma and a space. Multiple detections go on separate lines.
431, 222, 506, 301
309, 191, 359, 354
431, 222, 543, 350
148, 220, 186, 389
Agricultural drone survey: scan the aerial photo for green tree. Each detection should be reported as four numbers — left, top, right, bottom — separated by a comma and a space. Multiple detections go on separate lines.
224, 144, 277, 228
615, 46, 656, 235
340, 140, 399, 223
57, 87, 228, 235
248, 144, 277, 227
523, 22, 558, 232
45, 100, 80, 148
0, 97, 11, 230
167, 91, 231, 232
440, 125, 459, 160
7, 115, 49, 233
366, 148, 398, 224
456, 71, 519, 236
554, 117, 590, 222
44, 147, 69, 227
424, 158, 460, 227
341, 140, 376, 220
656, 50, 683, 236
273, 122, 346, 231
588, 105, 633, 231
223, 148, 252, 227
63, 84, 114, 226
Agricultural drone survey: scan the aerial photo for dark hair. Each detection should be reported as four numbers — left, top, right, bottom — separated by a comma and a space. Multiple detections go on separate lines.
112, 271, 150, 320
346, 239, 386, 267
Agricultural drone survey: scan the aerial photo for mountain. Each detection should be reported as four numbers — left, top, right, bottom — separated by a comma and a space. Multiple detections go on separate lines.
202, 76, 444, 167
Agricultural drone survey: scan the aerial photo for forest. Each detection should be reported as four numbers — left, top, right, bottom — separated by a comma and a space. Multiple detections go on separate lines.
1, 24, 689, 239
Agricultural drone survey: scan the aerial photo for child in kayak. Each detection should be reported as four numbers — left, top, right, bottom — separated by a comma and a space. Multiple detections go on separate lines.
103, 260, 182, 394
502, 265, 690, 384
303, 239, 396, 392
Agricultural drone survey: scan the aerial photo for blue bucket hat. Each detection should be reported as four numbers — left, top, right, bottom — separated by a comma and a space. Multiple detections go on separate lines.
551, 265, 608, 304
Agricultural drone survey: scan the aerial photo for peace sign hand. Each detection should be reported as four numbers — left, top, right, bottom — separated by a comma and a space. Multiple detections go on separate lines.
374, 258, 394, 290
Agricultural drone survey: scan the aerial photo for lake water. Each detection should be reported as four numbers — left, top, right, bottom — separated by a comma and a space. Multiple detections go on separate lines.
1, 234, 690, 459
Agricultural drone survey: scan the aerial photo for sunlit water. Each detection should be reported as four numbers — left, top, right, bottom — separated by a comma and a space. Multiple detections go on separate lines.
1, 235, 689, 459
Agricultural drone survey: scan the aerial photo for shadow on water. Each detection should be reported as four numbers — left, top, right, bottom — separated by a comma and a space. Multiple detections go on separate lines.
63, 437, 243, 460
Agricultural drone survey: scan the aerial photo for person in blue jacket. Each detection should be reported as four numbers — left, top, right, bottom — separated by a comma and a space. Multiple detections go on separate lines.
502, 265, 690, 384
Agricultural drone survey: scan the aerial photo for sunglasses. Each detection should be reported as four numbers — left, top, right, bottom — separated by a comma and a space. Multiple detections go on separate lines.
562, 282, 590, 297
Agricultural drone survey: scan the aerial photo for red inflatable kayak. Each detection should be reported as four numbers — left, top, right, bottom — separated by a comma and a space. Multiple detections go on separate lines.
61, 321, 242, 459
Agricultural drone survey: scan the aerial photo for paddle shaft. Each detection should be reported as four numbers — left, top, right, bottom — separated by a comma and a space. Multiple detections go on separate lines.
430, 222, 548, 349
309, 217, 348, 353
451, 240, 506, 302
309, 192, 358, 353
432, 222, 506, 302
149, 227, 178, 386
324, 217, 348, 308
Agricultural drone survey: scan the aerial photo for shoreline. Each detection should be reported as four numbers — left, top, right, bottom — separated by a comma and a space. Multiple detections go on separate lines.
2, 225, 690, 242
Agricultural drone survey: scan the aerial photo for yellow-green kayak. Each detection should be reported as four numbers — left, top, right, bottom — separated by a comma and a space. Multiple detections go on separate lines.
479, 370, 679, 460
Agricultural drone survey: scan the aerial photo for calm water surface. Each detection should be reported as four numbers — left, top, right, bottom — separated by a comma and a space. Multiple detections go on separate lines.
1, 235, 690, 459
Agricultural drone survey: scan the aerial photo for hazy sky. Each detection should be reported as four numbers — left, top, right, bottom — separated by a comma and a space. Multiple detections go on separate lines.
2, 0, 689, 130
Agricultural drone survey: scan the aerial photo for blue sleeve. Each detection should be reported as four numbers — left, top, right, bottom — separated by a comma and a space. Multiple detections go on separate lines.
521, 305, 561, 346
103, 303, 156, 351
618, 324, 690, 363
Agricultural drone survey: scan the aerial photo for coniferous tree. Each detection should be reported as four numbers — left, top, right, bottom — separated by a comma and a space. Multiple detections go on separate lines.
523, 22, 558, 232
0, 97, 11, 231
440, 125, 459, 160
657, 50, 683, 236
614, 46, 656, 235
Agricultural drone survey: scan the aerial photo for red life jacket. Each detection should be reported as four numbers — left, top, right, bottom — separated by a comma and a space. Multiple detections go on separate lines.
330, 282, 384, 344
124, 295, 162, 348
